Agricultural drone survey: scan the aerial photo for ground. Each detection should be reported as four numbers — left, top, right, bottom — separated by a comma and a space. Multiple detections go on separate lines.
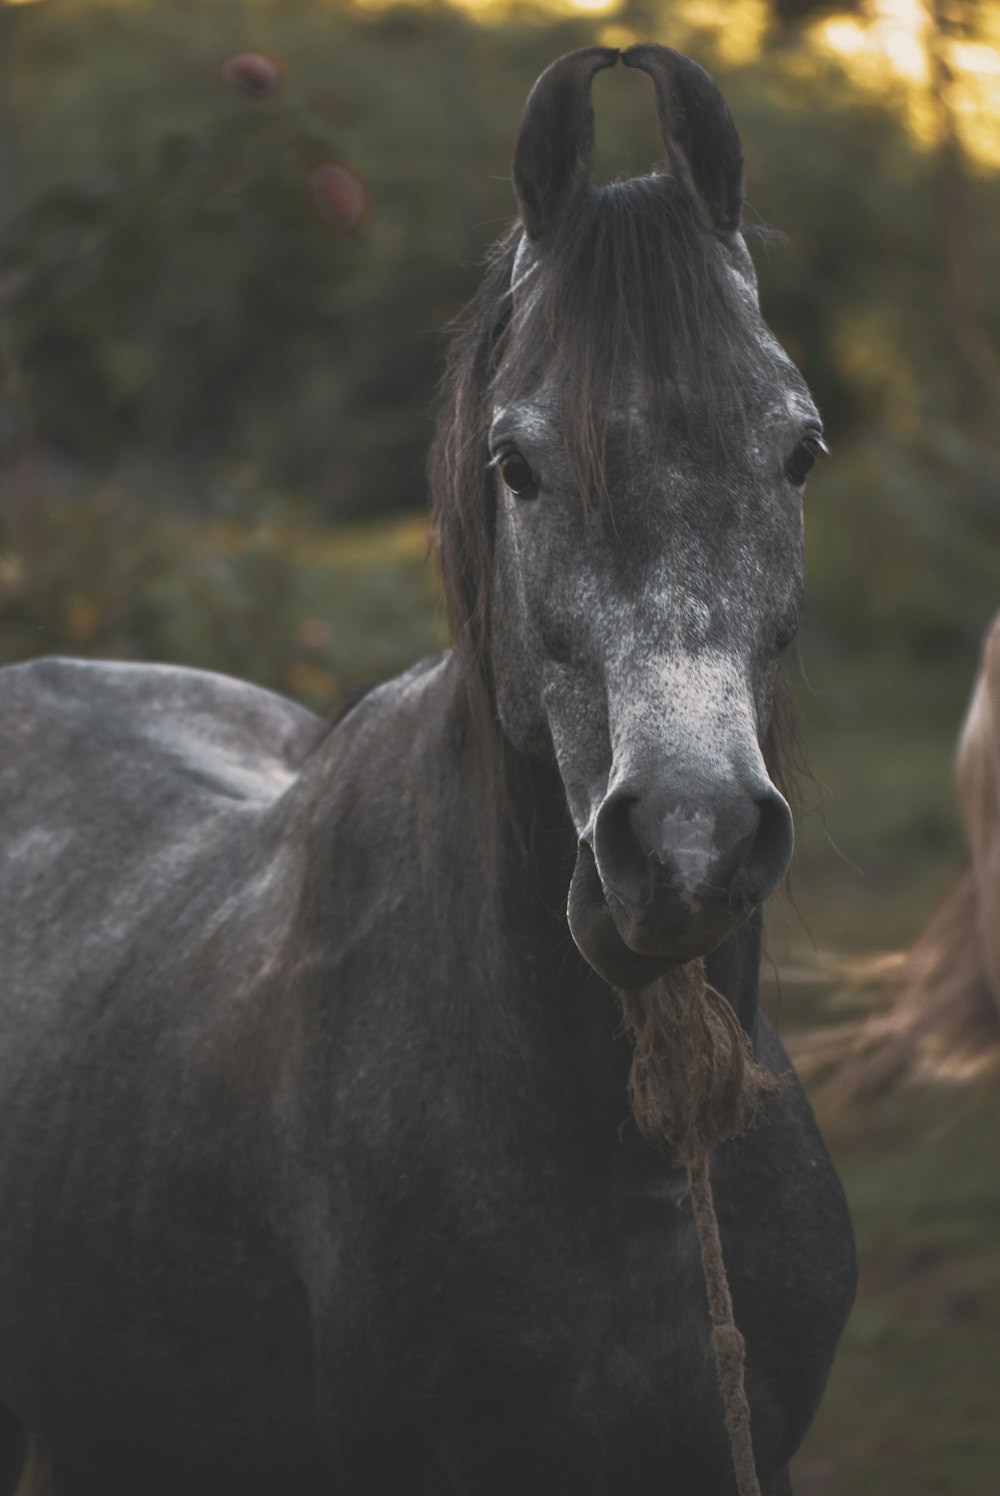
766, 643, 1000, 1496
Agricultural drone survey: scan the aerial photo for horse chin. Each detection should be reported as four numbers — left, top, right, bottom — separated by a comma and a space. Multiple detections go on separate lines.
567, 841, 731, 991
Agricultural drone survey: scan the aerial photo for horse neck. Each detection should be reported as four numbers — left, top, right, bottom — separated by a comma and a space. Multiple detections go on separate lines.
293, 653, 763, 1084
455, 706, 586, 982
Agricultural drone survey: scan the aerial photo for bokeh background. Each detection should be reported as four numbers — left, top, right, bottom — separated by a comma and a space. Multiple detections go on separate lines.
1, 0, 998, 1490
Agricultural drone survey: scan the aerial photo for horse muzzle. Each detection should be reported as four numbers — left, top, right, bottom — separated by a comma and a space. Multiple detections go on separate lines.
567, 777, 793, 989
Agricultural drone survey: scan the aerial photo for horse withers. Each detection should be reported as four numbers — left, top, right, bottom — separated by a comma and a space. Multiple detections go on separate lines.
0, 46, 855, 1496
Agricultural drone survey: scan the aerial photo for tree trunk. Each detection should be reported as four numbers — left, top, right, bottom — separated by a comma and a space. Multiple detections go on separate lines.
926, 0, 1000, 398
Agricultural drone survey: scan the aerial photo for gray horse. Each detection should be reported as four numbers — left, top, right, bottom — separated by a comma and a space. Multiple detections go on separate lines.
0, 45, 854, 1496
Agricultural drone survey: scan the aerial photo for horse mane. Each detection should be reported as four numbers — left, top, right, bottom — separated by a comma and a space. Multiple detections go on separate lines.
429, 172, 797, 855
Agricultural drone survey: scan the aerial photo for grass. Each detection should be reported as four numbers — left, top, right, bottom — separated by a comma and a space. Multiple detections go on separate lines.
790, 1088, 1000, 1495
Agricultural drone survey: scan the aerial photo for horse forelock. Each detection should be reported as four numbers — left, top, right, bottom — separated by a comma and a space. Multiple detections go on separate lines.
495, 176, 773, 500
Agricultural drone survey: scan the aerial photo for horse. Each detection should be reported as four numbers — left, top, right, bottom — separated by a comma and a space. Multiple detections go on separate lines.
0, 44, 855, 1496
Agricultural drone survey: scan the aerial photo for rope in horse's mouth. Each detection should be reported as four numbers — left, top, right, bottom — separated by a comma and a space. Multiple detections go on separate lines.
618, 957, 782, 1496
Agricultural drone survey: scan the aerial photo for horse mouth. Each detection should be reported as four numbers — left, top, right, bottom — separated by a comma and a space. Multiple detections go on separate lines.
566, 841, 737, 989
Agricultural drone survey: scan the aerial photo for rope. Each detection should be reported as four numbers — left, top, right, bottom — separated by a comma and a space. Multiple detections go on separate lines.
687, 1153, 762, 1496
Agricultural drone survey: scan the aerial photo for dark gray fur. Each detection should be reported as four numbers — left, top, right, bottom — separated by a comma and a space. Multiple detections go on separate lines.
0, 46, 854, 1496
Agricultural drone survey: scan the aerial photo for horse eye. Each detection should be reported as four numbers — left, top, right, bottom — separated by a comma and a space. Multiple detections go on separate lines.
498, 452, 539, 500
786, 435, 825, 488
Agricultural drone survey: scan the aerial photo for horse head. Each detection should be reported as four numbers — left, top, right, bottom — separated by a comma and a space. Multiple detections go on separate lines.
435, 46, 824, 991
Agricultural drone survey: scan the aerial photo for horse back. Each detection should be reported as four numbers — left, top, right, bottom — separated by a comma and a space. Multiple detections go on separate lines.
0, 655, 324, 1017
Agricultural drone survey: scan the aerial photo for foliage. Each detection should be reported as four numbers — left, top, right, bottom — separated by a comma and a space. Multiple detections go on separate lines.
806, 425, 1000, 659
1, 63, 433, 513
1, 0, 997, 536
0, 489, 444, 713
0, 0, 998, 680
0, 0, 997, 733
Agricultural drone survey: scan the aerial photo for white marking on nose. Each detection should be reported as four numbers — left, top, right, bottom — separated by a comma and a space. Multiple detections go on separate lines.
658, 807, 716, 891
609, 650, 759, 785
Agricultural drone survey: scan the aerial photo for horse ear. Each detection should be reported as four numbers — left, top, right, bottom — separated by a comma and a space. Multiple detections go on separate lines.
512, 47, 619, 243
622, 44, 744, 235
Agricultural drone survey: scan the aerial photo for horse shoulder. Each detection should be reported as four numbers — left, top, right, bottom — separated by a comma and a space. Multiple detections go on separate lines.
0, 657, 329, 1039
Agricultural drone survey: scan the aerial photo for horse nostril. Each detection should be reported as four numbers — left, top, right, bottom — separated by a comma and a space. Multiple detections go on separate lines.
741, 787, 794, 905
594, 789, 719, 906
594, 779, 793, 917
593, 791, 649, 908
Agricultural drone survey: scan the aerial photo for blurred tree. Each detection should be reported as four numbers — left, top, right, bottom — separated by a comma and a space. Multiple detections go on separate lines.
2, 87, 366, 496
925, 0, 999, 399
0, 0, 997, 666
0, 1, 14, 229
0, 0, 43, 566
768, 0, 862, 32
0, 1, 590, 519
